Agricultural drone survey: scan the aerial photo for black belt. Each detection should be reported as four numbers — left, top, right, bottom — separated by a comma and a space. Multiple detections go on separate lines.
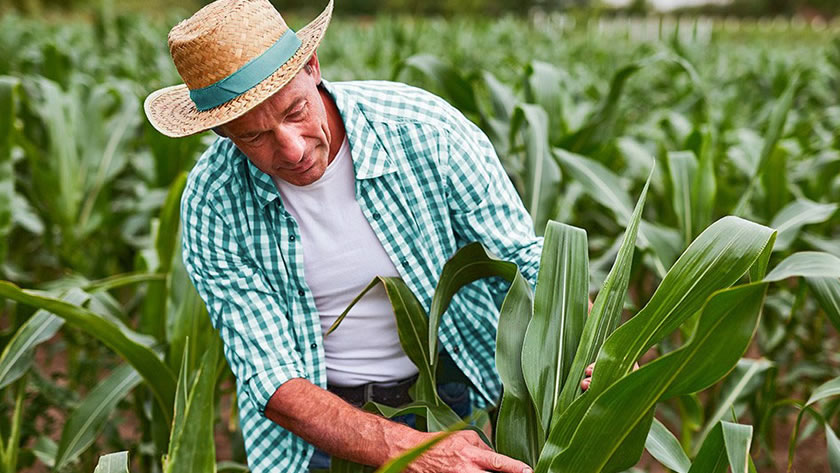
328, 374, 419, 408
327, 351, 470, 408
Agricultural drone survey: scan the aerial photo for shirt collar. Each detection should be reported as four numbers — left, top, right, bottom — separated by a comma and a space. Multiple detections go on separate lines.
245, 78, 398, 209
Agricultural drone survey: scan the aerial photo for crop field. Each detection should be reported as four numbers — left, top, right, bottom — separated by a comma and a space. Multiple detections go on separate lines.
0, 7, 838, 473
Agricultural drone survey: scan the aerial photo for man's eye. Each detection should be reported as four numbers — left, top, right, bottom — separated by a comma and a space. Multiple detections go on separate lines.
289, 104, 307, 120
243, 134, 263, 143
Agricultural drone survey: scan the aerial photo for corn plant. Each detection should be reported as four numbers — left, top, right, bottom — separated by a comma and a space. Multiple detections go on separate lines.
322, 167, 840, 472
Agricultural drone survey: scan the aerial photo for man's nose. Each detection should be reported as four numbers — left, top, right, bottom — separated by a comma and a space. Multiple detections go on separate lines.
272, 126, 305, 166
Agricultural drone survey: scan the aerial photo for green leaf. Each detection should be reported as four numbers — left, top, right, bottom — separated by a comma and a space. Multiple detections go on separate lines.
0, 281, 176, 422
694, 358, 773, 453
768, 199, 837, 252
216, 461, 250, 473
396, 54, 477, 115
827, 426, 840, 473
0, 77, 20, 267
721, 421, 753, 473
163, 336, 220, 473
563, 61, 643, 154
510, 103, 561, 232
142, 172, 188, 342
552, 148, 633, 221
807, 277, 840, 332
54, 364, 142, 470
690, 128, 717, 237
522, 222, 588, 436
764, 251, 840, 282
556, 168, 652, 415
733, 73, 800, 215
805, 375, 840, 407
494, 271, 540, 464
592, 217, 774, 397
666, 150, 698, 246
0, 290, 88, 389
428, 242, 517, 368
645, 418, 690, 473
93, 452, 130, 473
330, 276, 446, 410
687, 422, 728, 473
543, 283, 767, 473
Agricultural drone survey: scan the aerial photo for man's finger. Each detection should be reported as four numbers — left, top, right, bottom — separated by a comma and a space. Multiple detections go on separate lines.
585, 363, 594, 376
472, 450, 532, 473
580, 378, 590, 391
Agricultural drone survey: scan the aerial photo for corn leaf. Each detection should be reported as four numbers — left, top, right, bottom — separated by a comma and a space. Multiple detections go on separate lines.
427, 242, 518, 367
827, 426, 840, 473
0, 76, 19, 267
93, 452, 130, 473
0, 290, 88, 389
694, 358, 773, 453
0, 281, 176, 422
163, 336, 220, 473
666, 150, 698, 246
510, 103, 561, 233
522, 222, 588, 435
53, 364, 142, 470
764, 251, 840, 282
645, 418, 690, 473
544, 283, 767, 473
733, 73, 800, 215
556, 168, 651, 415
768, 199, 838, 252
537, 217, 775, 471
721, 421, 753, 473
495, 271, 540, 464
807, 277, 840, 331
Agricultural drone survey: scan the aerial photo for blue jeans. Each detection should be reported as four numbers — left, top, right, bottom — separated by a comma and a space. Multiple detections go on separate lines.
307, 381, 472, 471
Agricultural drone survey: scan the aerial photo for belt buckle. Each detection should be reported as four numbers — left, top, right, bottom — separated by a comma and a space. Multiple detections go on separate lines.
364, 383, 375, 405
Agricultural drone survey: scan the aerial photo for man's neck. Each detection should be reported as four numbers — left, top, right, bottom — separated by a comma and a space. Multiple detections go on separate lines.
319, 84, 346, 166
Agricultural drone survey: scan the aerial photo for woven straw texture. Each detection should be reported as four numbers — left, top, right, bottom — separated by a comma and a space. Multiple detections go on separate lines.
144, 0, 333, 138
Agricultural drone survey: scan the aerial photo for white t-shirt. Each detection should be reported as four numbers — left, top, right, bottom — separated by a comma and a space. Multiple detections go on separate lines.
272, 137, 419, 387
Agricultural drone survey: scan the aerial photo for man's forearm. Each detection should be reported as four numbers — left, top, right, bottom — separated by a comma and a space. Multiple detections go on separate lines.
265, 377, 426, 467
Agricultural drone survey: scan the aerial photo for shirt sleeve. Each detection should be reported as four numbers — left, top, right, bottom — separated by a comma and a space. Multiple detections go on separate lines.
443, 108, 543, 295
181, 178, 305, 416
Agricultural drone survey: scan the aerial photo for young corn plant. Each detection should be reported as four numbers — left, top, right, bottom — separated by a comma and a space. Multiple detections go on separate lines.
327, 167, 840, 473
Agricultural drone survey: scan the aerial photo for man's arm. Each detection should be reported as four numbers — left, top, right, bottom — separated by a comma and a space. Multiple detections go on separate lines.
442, 107, 542, 292
267, 378, 532, 473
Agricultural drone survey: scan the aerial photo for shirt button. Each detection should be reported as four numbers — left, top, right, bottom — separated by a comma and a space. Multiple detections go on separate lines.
285, 314, 291, 320
401, 260, 409, 267
373, 212, 381, 220
453, 346, 461, 354
289, 235, 295, 241
298, 289, 305, 297
310, 343, 317, 349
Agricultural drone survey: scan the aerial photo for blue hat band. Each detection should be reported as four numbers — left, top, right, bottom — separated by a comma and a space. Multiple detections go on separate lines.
189, 28, 303, 111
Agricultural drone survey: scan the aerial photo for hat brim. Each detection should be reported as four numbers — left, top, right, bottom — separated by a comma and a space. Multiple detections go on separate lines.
144, 1, 333, 138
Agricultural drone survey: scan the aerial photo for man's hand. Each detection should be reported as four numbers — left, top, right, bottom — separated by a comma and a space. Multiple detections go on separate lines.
407, 430, 531, 473
580, 361, 641, 391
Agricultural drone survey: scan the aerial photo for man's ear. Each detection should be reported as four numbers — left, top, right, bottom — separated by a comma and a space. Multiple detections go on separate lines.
306, 50, 322, 84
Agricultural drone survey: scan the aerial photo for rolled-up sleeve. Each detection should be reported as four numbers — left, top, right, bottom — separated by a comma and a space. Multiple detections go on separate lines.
444, 112, 543, 293
181, 179, 305, 415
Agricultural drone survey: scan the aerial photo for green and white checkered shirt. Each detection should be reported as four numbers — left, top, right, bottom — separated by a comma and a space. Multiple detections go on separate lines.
181, 78, 542, 473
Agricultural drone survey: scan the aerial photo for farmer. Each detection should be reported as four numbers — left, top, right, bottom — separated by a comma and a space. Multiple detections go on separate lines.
144, 0, 590, 472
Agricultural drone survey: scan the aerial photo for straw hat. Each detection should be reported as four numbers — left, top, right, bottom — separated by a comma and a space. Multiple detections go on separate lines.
144, 0, 334, 138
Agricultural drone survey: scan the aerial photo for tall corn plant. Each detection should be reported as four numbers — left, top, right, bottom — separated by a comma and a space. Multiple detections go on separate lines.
0, 173, 236, 472
330, 166, 840, 472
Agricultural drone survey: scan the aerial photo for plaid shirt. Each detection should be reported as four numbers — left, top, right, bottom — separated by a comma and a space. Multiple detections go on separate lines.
181, 79, 542, 473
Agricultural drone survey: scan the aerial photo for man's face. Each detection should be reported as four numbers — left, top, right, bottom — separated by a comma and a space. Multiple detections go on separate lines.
220, 56, 332, 187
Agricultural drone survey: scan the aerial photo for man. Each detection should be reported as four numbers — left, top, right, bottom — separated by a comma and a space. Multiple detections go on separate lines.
144, 1, 585, 472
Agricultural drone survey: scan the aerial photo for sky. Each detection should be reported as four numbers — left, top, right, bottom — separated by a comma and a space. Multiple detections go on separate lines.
602, 0, 733, 10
